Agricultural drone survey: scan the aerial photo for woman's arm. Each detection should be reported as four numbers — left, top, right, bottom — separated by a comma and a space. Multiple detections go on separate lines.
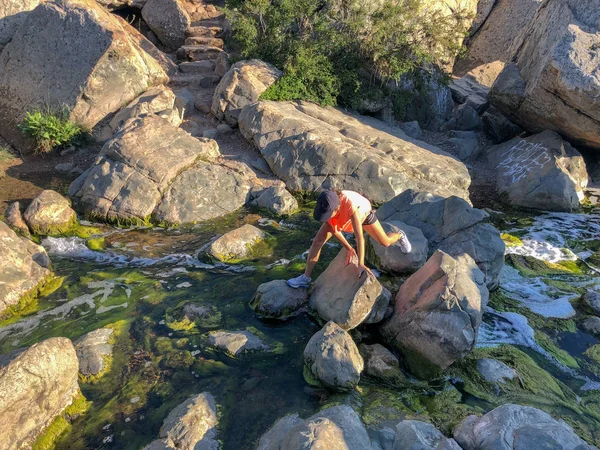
350, 212, 374, 278
333, 230, 358, 266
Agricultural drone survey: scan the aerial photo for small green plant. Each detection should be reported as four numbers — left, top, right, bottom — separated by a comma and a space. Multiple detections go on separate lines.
18, 108, 82, 154
0, 145, 16, 161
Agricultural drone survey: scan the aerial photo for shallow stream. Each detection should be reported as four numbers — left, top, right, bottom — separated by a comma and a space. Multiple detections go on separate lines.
3, 206, 600, 449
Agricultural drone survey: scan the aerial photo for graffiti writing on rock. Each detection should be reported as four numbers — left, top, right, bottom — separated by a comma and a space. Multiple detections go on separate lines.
497, 140, 551, 183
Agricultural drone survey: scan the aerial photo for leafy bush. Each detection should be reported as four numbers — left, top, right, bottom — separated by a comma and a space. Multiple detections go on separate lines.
225, 0, 471, 110
18, 109, 82, 154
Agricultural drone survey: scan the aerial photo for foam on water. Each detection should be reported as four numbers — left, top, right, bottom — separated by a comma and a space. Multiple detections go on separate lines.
478, 308, 600, 391
505, 212, 600, 263
499, 266, 577, 318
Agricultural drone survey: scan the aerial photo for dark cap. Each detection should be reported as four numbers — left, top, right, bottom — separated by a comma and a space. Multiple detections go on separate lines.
313, 191, 340, 222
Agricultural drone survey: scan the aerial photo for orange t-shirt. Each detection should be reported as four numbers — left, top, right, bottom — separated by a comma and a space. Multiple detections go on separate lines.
327, 191, 372, 233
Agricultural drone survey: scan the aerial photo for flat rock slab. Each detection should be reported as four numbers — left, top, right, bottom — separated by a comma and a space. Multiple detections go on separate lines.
310, 249, 384, 330
207, 224, 265, 262
75, 328, 114, 377
0, 221, 51, 317
207, 330, 268, 356
238, 100, 471, 203
304, 321, 363, 391
381, 251, 488, 378
24, 190, 77, 235
476, 358, 517, 384
454, 404, 594, 450
0, 337, 79, 449
487, 130, 589, 212
250, 280, 308, 320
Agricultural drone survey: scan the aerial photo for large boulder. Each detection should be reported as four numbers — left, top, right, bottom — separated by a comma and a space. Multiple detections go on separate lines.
450, 61, 506, 113
68, 115, 259, 225
142, 0, 190, 50
143, 392, 219, 450
309, 249, 385, 330
489, 0, 600, 150
211, 60, 282, 126
359, 343, 405, 384
0, 0, 41, 47
0, 220, 51, 317
453, 0, 544, 76
381, 251, 489, 378
250, 185, 298, 215
367, 221, 428, 274
207, 224, 266, 263
393, 420, 460, 450
454, 404, 595, 450
75, 328, 114, 378
238, 101, 471, 203
23, 190, 77, 235
486, 130, 589, 211
0, 0, 169, 152
259, 405, 371, 450
304, 321, 364, 391
377, 190, 504, 289
250, 280, 308, 320
0, 337, 80, 449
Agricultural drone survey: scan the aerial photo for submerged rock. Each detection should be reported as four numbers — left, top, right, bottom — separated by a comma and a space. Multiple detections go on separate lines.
454, 404, 594, 450
377, 190, 504, 289
367, 221, 428, 275
381, 251, 488, 378
360, 343, 405, 384
486, 131, 589, 211
250, 280, 308, 320
476, 358, 517, 385
207, 330, 268, 356
207, 224, 266, 262
75, 328, 114, 378
0, 220, 51, 317
489, 0, 600, 150
23, 190, 77, 235
238, 100, 471, 202
0, 337, 80, 449
304, 321, 363, 391
309, 249, 385, 330
251, 185, 298, 215
212, 59, 282, 126
258, 405, 371, 450
0, 0, 169, 152
166, 302, 222, 331
143, 392, 219, 450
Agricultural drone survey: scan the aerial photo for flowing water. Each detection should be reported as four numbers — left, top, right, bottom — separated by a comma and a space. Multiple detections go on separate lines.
3, 207, 600, 448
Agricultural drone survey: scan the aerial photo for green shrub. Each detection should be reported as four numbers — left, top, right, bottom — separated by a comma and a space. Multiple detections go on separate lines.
18, 108, 82, 154
226, 0, 471, 110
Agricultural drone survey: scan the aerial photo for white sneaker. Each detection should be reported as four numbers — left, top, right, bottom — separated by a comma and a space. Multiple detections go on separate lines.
398, 232, 412, 254
287, 273, 311, 289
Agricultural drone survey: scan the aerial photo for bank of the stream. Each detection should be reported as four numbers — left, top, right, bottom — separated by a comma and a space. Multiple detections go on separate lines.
2, 205, 600, 449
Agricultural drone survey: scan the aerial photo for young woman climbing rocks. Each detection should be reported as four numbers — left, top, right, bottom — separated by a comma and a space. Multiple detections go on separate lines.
287, 190, 411, 288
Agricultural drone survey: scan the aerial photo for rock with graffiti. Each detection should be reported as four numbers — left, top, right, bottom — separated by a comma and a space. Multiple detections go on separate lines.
486, 130, 588, 211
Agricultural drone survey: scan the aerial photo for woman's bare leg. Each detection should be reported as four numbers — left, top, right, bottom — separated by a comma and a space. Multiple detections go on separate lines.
304, 222, 333, 277
364, 220, 402, 247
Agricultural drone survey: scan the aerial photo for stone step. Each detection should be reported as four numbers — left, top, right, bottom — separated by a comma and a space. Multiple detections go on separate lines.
191, 19, 223, 28
184, 36, 224, 48
178, 60, 216, 74
176, 45, 224, 62
169, 73, 218, 89
186, 26, 223, 38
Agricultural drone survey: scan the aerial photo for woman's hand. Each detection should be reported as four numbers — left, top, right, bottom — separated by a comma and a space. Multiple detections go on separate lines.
357, 263, 375, 279
345, 247, 358, 266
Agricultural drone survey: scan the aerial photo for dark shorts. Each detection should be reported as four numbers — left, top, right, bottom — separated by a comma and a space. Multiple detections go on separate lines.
362, 210, 378, 226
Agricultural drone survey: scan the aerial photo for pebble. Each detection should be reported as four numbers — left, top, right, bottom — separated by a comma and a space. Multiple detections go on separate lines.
130, 396, 140, 404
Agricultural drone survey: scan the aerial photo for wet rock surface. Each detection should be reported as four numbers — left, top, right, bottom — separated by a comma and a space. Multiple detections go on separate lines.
207, 330, 268, 356
310, 249, 385, 330
381, 251, 489, 377
0, 220, 51, 317
207, 224, 266, 262
0, 337, 80, 449
250, 280, 308, 320
304, 321, 363, 391
75, 328, 114, 377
